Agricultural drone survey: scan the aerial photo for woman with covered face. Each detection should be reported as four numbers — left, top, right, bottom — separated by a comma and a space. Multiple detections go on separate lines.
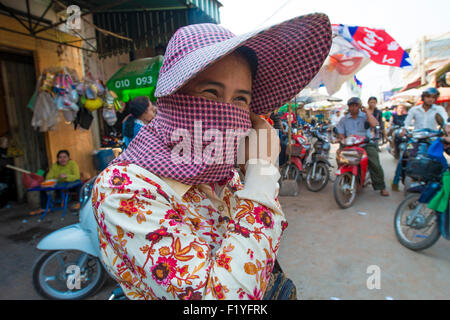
92, 14, 332, 300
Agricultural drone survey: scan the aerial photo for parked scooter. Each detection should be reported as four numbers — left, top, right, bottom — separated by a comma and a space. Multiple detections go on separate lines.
280, 126, 311, 190
333, 135, 371, 208
304, 124, 332, 192
32, 177, 107, 299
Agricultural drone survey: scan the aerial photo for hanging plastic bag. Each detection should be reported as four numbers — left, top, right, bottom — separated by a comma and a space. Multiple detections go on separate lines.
32, 91, 59, 131
84, 97, 103, 111
62, 109, 77, 123
96, 79, 105, 96
85, 83, 98, 99
103, 107, 117, 126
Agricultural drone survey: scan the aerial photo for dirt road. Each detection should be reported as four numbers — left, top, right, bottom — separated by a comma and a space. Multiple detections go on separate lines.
277, 144, 450, 300
0, 144, 448, 300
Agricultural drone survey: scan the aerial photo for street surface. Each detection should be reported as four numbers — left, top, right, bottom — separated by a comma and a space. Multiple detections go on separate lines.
0, 144, 449, 300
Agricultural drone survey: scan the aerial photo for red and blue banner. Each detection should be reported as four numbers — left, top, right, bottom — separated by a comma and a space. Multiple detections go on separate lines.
332, 24, 412, 68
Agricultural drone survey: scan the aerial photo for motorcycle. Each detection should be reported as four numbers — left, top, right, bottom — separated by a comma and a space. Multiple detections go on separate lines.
333, 135, 371, 209
394, 164, 449, 251
397, 128, 442, 194
387, 125, 407, 159
304, 124, 332, 192
280, 126, 311, 190
32, 177, 107, 299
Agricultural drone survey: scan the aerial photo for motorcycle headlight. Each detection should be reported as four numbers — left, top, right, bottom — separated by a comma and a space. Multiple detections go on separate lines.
79, 177, 96, 210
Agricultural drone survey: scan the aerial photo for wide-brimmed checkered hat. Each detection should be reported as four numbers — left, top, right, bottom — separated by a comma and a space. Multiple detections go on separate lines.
155, 13, 332, 114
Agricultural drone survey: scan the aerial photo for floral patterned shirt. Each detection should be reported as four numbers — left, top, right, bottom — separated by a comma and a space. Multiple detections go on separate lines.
92, 161, 287, 300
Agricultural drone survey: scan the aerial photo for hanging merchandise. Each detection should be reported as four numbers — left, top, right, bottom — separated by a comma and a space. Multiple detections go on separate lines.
31, 91, 60, 132
74, 106, 94, 130
84, 97, 103, 111
102, 107, 117, 126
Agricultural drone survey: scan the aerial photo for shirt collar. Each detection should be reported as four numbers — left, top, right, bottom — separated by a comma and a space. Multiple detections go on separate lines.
345, 111, 365, 119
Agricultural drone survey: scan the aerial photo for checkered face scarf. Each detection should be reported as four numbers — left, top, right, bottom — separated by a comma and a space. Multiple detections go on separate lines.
112, 93, 252, 185
111, 13, 332, 185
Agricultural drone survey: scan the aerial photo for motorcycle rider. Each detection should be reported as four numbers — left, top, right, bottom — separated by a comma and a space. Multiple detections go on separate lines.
336, 97, 390, 197
400, 88, 447, 134
392, 88, 448, 191
387, 104, 408, 153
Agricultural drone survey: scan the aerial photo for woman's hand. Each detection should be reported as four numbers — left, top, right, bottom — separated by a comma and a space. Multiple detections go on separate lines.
58, 173, 67, 180
239, 112, 280, 173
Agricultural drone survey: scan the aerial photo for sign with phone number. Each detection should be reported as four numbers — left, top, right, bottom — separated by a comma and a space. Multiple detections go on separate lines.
114, 76, 153, 89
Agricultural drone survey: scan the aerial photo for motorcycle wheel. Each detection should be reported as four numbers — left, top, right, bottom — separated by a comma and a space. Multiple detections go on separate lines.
305, 161, 330, 192
394, 194, 440, 251
334, 172, 357, 209
32, 250, 106, 300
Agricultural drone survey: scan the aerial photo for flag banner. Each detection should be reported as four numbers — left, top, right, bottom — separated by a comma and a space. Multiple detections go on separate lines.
307, 34, 370, 95
347, 75, 362, 97
332, 24, 413, 68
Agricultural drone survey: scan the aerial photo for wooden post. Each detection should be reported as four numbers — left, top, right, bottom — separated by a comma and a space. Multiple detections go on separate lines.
288, 102, 292, 163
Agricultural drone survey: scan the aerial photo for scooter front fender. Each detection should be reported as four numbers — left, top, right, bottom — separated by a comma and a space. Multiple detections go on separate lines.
37, 224, 99, 257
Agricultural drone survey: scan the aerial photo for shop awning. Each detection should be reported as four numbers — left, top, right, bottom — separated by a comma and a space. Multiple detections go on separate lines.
78, 0, 223, 58
63, 0, 222, 23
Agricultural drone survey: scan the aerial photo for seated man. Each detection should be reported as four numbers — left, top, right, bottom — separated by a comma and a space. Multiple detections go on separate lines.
336, 97, 390, 197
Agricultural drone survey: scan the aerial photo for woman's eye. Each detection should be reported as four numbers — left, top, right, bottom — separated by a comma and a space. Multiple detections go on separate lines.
234, 96, 250, 105
202, 89, 219, 97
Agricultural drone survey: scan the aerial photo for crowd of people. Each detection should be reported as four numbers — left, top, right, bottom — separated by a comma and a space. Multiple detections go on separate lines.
267, 87, 447, 199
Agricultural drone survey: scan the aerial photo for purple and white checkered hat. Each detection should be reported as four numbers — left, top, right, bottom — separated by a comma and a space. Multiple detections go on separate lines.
155, 13, 332, 114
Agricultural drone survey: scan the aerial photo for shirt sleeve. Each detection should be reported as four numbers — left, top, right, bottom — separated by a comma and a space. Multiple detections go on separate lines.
45, 164, 57, 180
403, 108, 414, 128
336, 117, 345, 135
93, 163, 287, 300
437, 107, 448, 126
66, 160, 80, 182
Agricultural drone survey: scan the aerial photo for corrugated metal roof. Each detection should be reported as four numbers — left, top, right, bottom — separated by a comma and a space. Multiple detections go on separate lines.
93, 7, 218, 58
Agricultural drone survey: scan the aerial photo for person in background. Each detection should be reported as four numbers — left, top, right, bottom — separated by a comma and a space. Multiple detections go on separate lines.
30, 150, 81, 215
329, 110, 343, 143
401, 88, 447, 134
270, 108, 287, 167
367, 97, 385, 144
392, 88, 448, 191
382, 106, 392, 124
389, 104, 408, 128
281, 103, 297, 125
336, 97, 390, 197
122, 96, 157, 148
46, 150, 80, 182
330, 110, 343, 126
296, 102, 307, 126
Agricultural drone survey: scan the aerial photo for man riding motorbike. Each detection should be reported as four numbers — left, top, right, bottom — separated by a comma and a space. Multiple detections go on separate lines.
400, 88, 447, 134
392, 87, 448, 191
336, 97, 390, 197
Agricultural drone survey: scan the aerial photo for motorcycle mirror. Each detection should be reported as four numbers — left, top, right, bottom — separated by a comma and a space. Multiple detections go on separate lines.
435, 113, 444, 128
